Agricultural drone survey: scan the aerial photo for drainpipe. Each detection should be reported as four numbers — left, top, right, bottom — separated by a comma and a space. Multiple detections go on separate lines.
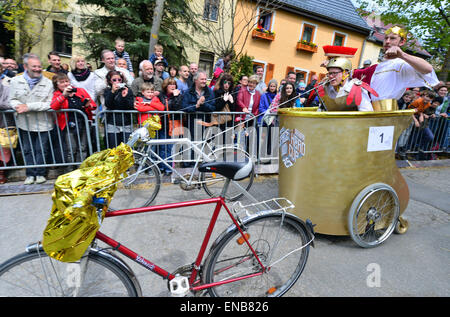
358, 30, 373, 68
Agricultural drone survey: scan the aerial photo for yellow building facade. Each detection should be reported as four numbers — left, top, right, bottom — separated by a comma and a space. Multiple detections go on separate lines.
234, 0, 371, 85
4, 0, 97, 68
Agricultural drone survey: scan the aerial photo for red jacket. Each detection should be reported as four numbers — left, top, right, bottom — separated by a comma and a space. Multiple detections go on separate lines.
135, 96, 165, 123
50, 88, 96, 130
236, 87, 261, 121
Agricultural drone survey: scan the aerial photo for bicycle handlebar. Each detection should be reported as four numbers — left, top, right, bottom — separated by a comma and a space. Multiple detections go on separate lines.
127, 124, 150, 147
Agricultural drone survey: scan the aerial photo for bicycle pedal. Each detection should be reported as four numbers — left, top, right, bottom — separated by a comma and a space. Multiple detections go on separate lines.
169, 275, 190, 297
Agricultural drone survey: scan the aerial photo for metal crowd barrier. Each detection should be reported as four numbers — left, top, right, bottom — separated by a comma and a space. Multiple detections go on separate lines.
396, 116, 449, 158
0, 109, 92, 170
95, 110, 279, 164
1, 109, 448, 172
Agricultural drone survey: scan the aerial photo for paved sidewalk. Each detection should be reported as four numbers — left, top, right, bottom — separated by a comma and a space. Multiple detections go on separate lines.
1, 159, 449, 196
1, 161, 449, 297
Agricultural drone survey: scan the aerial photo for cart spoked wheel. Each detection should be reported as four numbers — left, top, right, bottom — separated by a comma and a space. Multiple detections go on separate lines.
348, 183, 400, 248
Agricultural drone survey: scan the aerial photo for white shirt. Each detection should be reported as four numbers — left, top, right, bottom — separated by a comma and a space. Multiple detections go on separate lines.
324, 79, 373, 111
94, 66, 134, 105
369, 58, 439, 101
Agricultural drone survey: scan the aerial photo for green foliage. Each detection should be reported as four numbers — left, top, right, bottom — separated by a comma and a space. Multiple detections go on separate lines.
355, 0, 450, 80
230, 53, 254, 83
75, 0, 203, 70
1, 0, 68, 59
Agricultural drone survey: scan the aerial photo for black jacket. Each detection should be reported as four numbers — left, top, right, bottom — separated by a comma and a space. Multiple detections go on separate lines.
104, 87, 135, 126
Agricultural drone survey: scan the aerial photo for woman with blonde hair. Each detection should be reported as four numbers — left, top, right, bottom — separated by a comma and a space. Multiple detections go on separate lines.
67, 55, 97, 102
236, 74, 261, 124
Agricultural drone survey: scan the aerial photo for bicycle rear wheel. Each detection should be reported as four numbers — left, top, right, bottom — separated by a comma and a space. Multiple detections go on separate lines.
203, 213, 311, 297
0, 248, 139, 297
109, 153, 161, 210
200, 146, 254, 201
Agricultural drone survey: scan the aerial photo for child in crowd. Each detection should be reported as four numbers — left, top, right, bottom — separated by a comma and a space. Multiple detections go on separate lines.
149, 44, 168, 68
134, 83, 165, 124
113, 38, 134, 75
408, 89, 436, 159
431, 97, 443, 114
408, 89, 435, 126
398, 90, 415, 110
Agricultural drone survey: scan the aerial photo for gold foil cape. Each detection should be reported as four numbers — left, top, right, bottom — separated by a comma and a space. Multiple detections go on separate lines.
143, 116, 161, 139
42, 143, 134, 262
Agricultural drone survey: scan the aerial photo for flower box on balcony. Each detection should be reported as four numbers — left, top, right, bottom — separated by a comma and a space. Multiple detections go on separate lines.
252, 29, 275, 41
296, 42, 318, 53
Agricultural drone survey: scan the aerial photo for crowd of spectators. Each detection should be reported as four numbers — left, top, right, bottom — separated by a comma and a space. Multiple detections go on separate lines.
0, 38, 449, 184
397, 83, 449, 160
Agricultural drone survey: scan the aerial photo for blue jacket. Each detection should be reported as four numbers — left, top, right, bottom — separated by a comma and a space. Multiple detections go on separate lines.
181, 85, 215, 113
149, 54, 168, 68
258, 91, 276, 125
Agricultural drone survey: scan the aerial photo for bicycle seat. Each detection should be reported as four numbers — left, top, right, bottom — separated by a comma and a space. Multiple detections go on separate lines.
198, 159, 253, 181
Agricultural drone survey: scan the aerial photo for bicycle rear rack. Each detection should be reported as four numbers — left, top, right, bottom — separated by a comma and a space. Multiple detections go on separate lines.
232, 197, 295, 219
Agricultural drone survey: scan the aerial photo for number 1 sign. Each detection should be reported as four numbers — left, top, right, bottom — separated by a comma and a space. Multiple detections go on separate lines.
367, 126, 394, 152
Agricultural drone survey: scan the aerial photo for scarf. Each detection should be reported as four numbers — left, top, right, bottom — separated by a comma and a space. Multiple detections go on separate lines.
23, 71, 42, 90
246, 87, 255, 119
71, 68, 91, 82
266, 91, 276, 103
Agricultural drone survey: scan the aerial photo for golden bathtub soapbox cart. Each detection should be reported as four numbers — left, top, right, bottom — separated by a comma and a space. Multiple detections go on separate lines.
277, 107, 414, 248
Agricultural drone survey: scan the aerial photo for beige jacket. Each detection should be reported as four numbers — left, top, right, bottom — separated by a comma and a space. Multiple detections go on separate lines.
8, 74, 54, 132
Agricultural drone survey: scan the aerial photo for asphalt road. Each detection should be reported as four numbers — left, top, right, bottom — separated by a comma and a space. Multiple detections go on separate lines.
0, 166, 449, 298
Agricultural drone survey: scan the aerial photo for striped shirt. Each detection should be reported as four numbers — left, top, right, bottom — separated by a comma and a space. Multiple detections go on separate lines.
113, 50, 134, 74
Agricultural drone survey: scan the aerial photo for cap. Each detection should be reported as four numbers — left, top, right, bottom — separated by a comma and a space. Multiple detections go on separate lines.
363, 60, 371, 65
154, 59, 165, 66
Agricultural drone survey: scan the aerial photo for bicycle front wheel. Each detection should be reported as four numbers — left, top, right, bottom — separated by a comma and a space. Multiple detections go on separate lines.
0, 248, 139, 297
203, 213, 311, 297
109, 153, 161, 210
200, 146, 254, 201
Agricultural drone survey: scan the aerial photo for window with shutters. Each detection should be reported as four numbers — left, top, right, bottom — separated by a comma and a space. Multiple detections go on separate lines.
285, 67, 309, 86
199, 51, 215, 78
332, 31, 347, 46
257, 9, 274, 32
252, 61, 275, 84
300, 23, 317, 44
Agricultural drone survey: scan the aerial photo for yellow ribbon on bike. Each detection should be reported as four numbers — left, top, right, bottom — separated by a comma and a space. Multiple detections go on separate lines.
143, 115, 162, 139
42, 143, 134, 262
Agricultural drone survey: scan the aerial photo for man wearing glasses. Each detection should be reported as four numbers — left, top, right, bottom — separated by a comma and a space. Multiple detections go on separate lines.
94, 49, 134, 106
317, 46, 374, 111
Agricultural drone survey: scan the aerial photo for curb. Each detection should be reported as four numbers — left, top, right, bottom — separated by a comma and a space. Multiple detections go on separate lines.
1, 159, 450, 196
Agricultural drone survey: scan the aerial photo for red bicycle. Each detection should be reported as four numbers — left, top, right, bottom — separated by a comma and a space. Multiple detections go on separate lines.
0, 160, 314, 297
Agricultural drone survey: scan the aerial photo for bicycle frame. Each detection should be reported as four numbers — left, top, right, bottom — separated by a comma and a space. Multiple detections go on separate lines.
137, 137, 215, 185
95, 190, 265, 293
131, 136, 248, 187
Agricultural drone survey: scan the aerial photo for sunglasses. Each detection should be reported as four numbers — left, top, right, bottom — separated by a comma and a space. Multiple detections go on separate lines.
111, 78, 123, 82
